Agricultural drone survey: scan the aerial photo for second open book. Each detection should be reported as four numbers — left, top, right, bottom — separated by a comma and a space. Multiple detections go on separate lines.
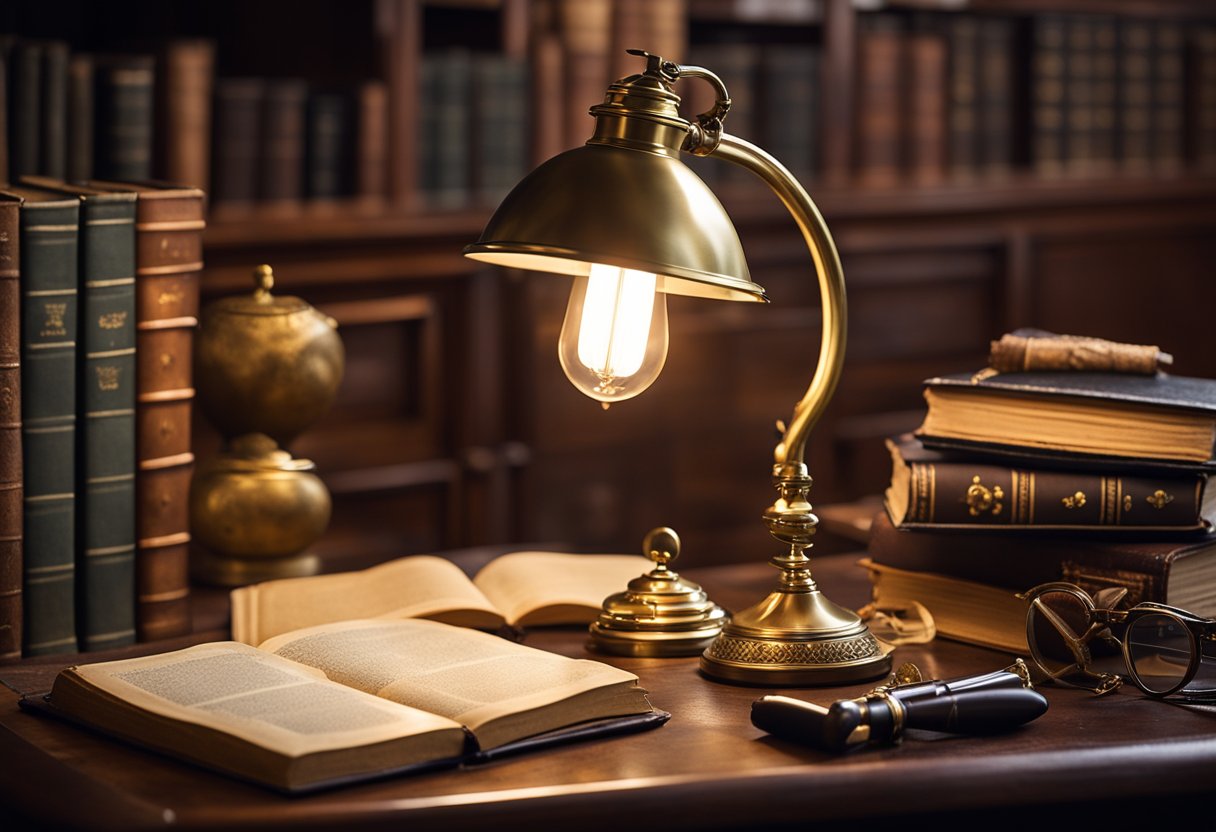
230, 551, 653, 646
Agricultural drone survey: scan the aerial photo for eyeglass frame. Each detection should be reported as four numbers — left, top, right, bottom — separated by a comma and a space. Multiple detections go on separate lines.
1016, 581, 1216, 701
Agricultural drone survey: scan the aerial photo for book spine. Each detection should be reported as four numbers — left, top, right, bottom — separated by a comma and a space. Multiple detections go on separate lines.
419, 52, 471, 208
1064, 15, 1095, 176
305, 90, 352, 201
1151, 20, 1186, 172
471, 54, 529, 206
39, 41, 69, 180
261, 80, 308, 203
133, 191, 204, 642
1196, 26, 1216, 173
895, 457, 1209, 530
20, 196, 80, 656
855, 13, 904, 186
905, 18, 947, 185
947, 15, 979, 179
977, 17, 1014, 177
10, 41, 43, 180
1031, 14, 1067, 177
1118, 18, 1153, 172
1090, 16, 1118, 175
157, 39, 215, 191
868, 510, 1181, 609
558, 0, 612, 150
0, 200, 21, 661
76, 194, 138, 651
93, 56, 156, 182
210, 78, 265, 208
356, 80, 389, 202
758, 45, 819, 186
67, 54, 94, 183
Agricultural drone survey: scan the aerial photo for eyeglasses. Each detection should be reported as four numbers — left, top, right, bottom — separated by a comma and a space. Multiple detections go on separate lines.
1017, 582, 1216, 701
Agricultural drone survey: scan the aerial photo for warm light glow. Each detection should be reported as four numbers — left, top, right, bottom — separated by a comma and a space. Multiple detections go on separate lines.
558, 263, 669, 405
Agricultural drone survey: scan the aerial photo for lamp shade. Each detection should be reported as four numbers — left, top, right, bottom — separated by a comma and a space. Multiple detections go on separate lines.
463, 142, 767, 303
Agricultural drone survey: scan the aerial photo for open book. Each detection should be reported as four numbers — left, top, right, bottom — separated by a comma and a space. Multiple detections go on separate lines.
30, 618, 665, 793
230, 551, 652, 646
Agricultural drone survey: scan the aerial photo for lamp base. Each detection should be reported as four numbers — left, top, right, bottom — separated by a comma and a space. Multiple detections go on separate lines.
699, 586, 891, 685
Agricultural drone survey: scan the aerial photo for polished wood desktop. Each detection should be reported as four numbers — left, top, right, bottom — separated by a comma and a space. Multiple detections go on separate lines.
1, 551, 1213, 831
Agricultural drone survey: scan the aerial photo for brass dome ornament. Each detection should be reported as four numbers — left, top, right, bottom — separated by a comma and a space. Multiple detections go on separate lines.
466, 50, 891, 684
589, 527, 728, 657
190, 265, 344, 586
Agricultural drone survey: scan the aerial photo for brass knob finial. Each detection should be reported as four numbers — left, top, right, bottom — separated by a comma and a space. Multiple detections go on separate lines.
642, 526, 680, 571
254, 264, 275, 300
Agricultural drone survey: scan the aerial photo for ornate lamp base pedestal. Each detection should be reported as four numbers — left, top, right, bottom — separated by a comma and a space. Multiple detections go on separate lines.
700, 587, 891, 686
700, 462, 892, 686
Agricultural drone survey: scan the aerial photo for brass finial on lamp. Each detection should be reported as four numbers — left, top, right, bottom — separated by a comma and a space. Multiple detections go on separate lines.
465, 51, 891, 684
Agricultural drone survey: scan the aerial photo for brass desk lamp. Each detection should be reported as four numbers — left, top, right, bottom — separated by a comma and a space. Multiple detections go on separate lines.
464, 51, 891, 685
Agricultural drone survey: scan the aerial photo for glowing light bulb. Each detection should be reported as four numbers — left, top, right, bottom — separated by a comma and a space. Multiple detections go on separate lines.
558, 263, 669, 405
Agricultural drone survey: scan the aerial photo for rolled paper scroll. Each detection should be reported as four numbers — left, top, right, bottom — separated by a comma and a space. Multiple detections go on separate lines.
988, 330, 1173, 375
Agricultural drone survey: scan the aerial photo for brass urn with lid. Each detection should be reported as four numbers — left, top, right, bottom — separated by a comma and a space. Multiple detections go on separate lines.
194, 264, 344, 445
191, 265, 344, 585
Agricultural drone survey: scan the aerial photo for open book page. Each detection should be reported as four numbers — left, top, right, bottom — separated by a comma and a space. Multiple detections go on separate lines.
472, 552, 652, 626
230, 555, 505, 646
52, 642, 468, 763
261, 618, 653, 750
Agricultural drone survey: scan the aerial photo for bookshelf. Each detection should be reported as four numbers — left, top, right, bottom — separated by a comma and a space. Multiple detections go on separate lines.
2, 0, 1215, 595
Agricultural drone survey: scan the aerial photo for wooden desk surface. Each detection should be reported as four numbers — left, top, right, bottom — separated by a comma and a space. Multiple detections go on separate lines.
2, 552, 1214, 831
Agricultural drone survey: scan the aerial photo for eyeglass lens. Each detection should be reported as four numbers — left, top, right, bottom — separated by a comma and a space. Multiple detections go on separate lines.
1027, 590, 1125, 689
1125, 612, 1194, 695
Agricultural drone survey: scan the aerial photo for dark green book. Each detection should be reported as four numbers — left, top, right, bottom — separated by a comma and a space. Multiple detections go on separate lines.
24, 177, 138, 651
3, 186, 80, 656
91, 54, 155, 182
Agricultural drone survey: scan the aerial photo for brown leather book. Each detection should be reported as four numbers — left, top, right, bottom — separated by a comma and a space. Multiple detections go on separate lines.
867, 508, 1216, 618
855, 13, 904, 186
155, 39, 215, 192
0, 197, 21, 661
86, 180, 203, 642
905, 17, 947, 185
356, 80, 388, 203
885, 435, 1215, 532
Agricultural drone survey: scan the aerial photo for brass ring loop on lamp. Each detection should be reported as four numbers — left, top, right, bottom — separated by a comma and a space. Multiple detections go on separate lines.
465, 50, 891, 684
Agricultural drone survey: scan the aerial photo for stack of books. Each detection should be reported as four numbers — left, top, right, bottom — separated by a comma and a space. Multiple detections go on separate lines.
866, 360, 1216, 654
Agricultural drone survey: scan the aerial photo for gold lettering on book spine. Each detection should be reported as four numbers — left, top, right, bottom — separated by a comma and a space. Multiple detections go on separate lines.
99, 311, 128, 330
95, 365, 120, 391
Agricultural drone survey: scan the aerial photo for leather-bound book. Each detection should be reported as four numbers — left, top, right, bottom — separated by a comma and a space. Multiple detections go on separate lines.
976, 17, 1013, 178
885, 435, 1216, 533
156, 39, 215, 192
1151, 20, 1186, 171
558, 0, 612, 151
92, 54, 155, 182
22, 178, 139, 652
66, 53, 94, 183
8, 40, 42, 180
905, 17, 947, 185
1088, 16, 1118, 175
1063, 15, 1095, 176
470, 54, 528, 206
1117, 18, 1153, 172
2, 186, 80, 656
39, 40, 69, 180
209, 78, 264, 209
87, 180, 203, 643
867, 509, 1216, 618
759, 44, 820, 186
260, 79, 308, 204
855, 13, 904, 186
1031, 14, 1068, 177
305, 89, 354, 201
418, 51, 470, 208
946, 15, 978, 179
916, 370, 1216, 468
356, 80, 389, 203
0, 197, 21, 661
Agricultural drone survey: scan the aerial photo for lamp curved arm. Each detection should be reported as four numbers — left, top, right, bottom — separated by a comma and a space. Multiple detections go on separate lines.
708, 133, 847, 467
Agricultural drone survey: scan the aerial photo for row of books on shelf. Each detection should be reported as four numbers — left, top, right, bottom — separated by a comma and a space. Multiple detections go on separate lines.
0, 176, 204, 661
854, 11, 1216, 186
865, 337, 1216, 656
0, 36, 531, 215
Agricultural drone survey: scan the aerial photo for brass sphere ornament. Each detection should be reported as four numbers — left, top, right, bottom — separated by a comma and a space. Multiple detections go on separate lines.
191, 265, 344, 585
190, 433, 330, 585
589, 527, 728, 657
194, 264, 344, 445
